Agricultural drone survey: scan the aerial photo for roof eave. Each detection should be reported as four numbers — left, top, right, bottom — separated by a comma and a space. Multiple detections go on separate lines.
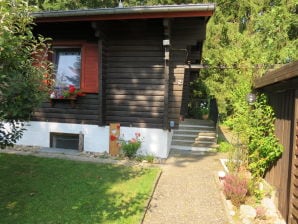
32, 4, 215, 23
254, 61, 298, 89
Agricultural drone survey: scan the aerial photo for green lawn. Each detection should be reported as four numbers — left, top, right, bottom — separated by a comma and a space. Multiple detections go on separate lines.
0, 153, 160, 224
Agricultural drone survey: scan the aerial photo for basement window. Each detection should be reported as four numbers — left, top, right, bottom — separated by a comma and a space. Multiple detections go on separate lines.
50, 132, 83, 150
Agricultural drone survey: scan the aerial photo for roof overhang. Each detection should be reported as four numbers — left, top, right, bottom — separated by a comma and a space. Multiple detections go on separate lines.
33, 4, 215, 23
254, 61, 298, 89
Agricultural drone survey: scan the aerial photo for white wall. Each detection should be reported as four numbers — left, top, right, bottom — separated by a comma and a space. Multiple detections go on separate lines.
17, 121, 172, 158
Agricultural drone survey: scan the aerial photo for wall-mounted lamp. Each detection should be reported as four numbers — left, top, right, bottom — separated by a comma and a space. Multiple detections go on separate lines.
246, 92, 257, 105
163, 39, 170, 46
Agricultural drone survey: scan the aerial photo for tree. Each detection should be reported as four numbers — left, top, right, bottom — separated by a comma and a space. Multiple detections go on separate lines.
0, 0, 51, 148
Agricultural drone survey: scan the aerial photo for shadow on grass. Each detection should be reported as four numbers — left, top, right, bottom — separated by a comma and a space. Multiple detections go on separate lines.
0, 153, 159, 224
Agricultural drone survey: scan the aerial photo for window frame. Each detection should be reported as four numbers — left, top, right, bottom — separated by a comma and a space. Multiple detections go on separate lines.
53, 46, 82, 89
50, 40, 99, 94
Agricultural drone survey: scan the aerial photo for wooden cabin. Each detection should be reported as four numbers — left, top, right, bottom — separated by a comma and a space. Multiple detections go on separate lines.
18, 4, 215, 158
255, 61, 298, 223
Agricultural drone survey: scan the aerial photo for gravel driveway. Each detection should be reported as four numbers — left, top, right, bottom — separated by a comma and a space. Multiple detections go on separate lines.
143, 149, 229, 224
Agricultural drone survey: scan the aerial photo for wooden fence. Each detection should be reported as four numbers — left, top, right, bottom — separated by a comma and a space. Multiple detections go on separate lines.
255, 61, 298, 223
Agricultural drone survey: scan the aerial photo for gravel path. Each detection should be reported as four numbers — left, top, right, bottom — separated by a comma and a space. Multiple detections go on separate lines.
143, 149, 229, 224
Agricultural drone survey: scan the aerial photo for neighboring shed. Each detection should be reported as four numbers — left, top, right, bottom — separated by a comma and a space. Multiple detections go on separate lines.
17, 4, 215, 158
255, 61, 298, 223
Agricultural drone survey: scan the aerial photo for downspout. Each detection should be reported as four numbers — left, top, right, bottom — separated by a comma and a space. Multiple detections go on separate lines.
162, 20, 170, 130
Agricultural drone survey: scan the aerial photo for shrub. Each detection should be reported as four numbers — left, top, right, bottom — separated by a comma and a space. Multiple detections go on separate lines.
223, 173, 249, 207
248, 94, 283, 177
218, 141, 234, 152
119, 133, 143, 158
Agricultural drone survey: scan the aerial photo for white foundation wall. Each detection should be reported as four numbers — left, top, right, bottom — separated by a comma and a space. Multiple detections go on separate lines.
17, 121, 172, 158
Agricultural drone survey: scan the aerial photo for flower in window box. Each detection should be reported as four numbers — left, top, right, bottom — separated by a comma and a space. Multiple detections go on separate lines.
50, 85, 85, 99
62, 85, 81, 98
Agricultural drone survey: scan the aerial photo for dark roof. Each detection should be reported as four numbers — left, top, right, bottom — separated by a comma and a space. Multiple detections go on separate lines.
254, 61, 298, 89
32, 4, 215, 22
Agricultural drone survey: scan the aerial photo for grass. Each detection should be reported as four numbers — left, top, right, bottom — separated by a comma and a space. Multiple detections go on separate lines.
0, 153, 160, 224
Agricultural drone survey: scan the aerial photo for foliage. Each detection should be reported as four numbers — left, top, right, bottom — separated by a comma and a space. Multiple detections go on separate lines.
119, 132, 143, 158
247, 94, 283, 177
202, 0, 297, 116
0, 122, 25, 148
136, 154, 155, 163
0, 0, 52, 148
225, 94, 283, 177
188, 99, 210, 119
217, 141, 234, 153
0, 153, 160, 223
223, 173, 249, 207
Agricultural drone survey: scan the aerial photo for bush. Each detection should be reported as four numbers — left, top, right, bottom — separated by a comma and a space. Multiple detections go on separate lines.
223, 173, 248, 207
119, 133, 143, 158
217, 141, 234, 152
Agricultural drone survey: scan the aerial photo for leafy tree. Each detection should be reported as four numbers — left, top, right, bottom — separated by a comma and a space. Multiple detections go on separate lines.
201, 0, 297, 176
0, 0, 51, 148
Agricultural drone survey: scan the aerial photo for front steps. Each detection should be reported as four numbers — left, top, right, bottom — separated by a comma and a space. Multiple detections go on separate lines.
171, 119, 217, 152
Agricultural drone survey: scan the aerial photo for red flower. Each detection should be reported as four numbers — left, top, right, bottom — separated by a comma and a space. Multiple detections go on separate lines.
135, 132, 141, 137
69, 85, 76, 93
110, 135, 117, 141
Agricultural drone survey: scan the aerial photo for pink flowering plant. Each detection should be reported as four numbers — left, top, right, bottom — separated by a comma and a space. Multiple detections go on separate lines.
223, 173, 248, 207
119, 132, 143, 158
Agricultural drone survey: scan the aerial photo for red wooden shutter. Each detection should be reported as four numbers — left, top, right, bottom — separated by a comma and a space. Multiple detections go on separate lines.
81, 43, 99, 93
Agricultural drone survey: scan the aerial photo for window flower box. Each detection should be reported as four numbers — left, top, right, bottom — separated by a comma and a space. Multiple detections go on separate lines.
50, 85, 85, 107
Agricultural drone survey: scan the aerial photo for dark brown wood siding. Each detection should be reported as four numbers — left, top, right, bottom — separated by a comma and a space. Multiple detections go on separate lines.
102, 20, 165, 128
288, 91, 298, 223
264, 89, 295, 220
32, 94, 100, 125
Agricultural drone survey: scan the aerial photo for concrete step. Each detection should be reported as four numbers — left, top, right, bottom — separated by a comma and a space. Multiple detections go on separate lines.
171, 141, 218, 148
195, 137, 217, 142
172, 135, 197, 141
172, 139, 196, 143
174, 129, 216, 135
173, 133, 198, 138
171, 145, 216, 152
178, 125, 215, 131
180, 119, 214, 126
171, 119, 218, 152
172, 138, 216, 144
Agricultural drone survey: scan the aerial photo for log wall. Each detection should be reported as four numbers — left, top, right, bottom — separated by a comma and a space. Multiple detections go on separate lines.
103, 20, 165, 128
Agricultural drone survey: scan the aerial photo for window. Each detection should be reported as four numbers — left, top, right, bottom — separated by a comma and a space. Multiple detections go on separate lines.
51, 41, 99, 93
50, 132, 83, 151
54, 48, 81, 88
